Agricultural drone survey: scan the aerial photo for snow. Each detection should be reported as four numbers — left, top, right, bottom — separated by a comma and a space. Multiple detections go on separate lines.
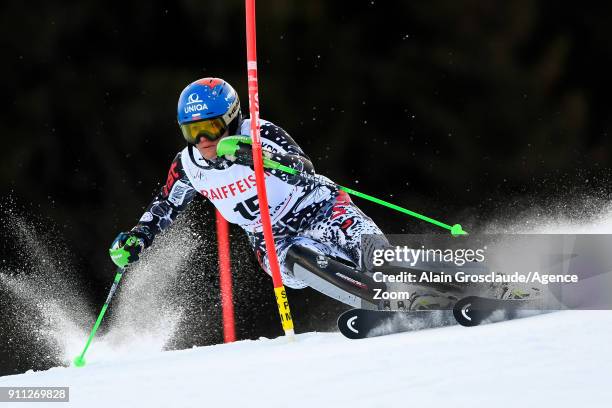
4, 195, 612, 407
1, 310, 611, 407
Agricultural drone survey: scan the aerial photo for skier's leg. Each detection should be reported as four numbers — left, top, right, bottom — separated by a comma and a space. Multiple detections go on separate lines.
246, 228, 383, 306
278, 191, 395, 307
302, 190, 388, 270
243, 192, 387, 306
298, 191, 466, 310
246, 192, 489, 309
284, 238, 385, 307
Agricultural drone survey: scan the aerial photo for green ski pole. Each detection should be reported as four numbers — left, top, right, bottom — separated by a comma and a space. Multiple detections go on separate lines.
259, 157, 467, 236
218, 136, 467, 236
73, 267, 124, 367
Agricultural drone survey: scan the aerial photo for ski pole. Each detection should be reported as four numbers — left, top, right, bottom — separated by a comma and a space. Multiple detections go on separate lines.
217, 137, 467, 236
260, 157, 467, 236
73, 267, 124, 367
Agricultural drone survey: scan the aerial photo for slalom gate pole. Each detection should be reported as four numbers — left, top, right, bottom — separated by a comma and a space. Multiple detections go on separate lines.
260, 157, 467, 236
245, 0, 295, 336
216, 209, 236, 343
73, 267, 124, 367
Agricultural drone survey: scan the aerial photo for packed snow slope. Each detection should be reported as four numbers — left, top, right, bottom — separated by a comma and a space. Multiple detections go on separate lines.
1, 310, 611, 408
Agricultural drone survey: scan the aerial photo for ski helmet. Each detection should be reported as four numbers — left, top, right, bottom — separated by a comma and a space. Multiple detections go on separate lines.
177, 78, 242, 144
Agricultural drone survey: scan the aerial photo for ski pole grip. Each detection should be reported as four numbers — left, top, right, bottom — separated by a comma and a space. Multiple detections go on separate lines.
217, 135, 252, 158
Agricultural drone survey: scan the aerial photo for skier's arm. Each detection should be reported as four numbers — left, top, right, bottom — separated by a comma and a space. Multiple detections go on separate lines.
110, 153, 197, 268
131, 152, 197, 247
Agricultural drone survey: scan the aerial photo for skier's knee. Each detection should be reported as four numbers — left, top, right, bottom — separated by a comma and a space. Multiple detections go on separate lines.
286, 244, 384, 307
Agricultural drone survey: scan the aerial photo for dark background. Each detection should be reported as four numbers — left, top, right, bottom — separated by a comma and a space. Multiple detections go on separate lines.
1, 0, 612, 375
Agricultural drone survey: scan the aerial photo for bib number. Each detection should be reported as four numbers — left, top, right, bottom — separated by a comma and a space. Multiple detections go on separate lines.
233, 194, 260, 220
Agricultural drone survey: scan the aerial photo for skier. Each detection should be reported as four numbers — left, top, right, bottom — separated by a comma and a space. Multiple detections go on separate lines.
109, 77, 394, 307
109, 77, 528, 310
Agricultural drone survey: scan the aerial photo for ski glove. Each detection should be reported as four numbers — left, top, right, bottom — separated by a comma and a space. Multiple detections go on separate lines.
109, 231, 145, 268
216, 135, 256, 165
216, 136, 315, 177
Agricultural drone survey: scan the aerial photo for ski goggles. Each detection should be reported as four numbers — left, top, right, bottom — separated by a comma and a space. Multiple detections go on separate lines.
180, 117, 228, 144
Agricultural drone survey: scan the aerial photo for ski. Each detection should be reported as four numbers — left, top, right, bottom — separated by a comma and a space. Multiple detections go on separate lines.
337, 308, 456, 339
338, 296, 538, 339
452, 295, 533, 327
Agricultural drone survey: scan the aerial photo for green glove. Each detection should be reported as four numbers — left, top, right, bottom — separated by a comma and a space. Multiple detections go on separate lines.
109, 232, 145, 268
216, 135, 254, 163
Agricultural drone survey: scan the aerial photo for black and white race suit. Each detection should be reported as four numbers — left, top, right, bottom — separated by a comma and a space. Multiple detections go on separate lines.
132, 118, 385, 289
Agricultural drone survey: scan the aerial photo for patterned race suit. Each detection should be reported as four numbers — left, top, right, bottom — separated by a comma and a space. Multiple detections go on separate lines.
132, 119, 385, 289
